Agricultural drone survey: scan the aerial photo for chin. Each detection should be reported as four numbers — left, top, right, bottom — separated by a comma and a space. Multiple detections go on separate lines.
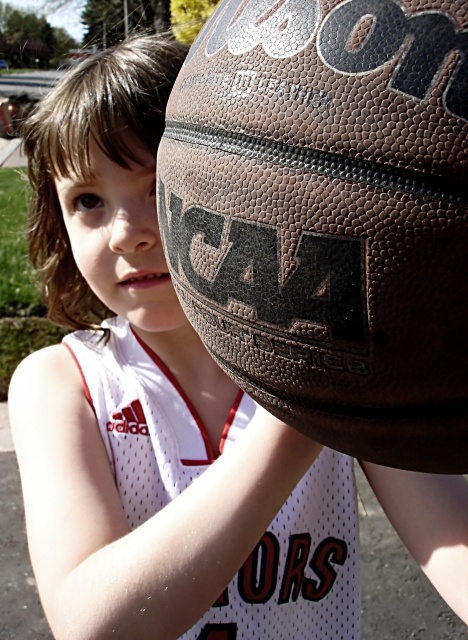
128, 310, 191, 335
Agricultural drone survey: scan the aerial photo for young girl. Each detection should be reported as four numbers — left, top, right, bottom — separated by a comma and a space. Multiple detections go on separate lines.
8, 34, 468, 640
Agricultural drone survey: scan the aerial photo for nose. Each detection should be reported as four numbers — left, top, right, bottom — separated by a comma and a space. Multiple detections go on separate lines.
108, 208, 159, 254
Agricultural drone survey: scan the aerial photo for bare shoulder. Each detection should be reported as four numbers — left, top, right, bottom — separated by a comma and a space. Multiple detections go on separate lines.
10, 342, 78, 388
9, 342, 93, 449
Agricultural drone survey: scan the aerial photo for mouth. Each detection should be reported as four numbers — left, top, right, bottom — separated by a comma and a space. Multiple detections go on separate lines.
119, 272, 170, 286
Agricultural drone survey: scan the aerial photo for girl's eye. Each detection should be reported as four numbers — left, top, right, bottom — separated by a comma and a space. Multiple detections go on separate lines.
74, 193, 103, 211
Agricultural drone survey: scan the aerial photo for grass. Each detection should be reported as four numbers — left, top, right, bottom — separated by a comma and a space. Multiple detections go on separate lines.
0, 167, 65, 400
0, 167, 45, 317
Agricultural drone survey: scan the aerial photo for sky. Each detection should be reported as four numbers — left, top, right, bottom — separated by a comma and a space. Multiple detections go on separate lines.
6, 0, 86, 42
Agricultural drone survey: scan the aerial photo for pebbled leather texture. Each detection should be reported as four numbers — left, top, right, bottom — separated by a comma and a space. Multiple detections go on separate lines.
157, 0, 468, 473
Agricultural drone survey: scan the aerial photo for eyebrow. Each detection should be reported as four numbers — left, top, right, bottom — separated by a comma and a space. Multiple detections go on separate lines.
54, 175, 101, 194
54, 149, 156, 187
57, 176, 95, 187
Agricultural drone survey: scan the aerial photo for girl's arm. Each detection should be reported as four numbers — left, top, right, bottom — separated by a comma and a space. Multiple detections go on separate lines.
361, 460, 468, 624
9, 344, 322, 640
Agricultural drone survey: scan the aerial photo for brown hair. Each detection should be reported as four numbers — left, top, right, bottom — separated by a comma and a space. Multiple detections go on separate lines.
22, 33, 188, 330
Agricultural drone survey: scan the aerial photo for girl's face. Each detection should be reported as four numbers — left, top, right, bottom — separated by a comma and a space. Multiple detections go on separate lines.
55, 136, 190, 337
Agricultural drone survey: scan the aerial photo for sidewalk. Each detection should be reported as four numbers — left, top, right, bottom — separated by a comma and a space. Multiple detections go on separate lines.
0, 137, 26, 168
0, 403, 52, 639
0, 401, 13, 452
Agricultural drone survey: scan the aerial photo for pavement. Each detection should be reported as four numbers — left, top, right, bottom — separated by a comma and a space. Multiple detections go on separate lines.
0, 402, 13, 451
0, 72, 64, 168
0, 69, 65, 169
0, 137, 26, 168
0, 71, 64, 101
1, 400, 467, 639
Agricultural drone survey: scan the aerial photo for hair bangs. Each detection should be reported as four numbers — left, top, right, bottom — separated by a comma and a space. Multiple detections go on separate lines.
51, 64, 161, 179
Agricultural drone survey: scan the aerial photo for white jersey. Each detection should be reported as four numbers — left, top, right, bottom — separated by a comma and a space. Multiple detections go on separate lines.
63, 316, 361, 639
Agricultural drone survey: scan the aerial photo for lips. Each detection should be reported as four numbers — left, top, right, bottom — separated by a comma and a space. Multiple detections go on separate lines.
119, 272, 170, 285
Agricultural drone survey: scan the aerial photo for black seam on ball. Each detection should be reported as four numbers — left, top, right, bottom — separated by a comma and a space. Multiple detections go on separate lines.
164, 121, 468, 206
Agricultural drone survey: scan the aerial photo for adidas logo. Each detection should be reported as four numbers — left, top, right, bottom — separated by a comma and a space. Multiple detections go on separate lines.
107, 400, 150, 436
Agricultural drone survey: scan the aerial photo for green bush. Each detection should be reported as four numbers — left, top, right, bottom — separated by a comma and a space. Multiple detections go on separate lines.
171, 0, 221, 44
0, 317, 66, 400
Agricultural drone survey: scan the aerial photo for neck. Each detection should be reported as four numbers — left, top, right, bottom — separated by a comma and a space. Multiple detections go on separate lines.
131, 320, 241, 454
131, 321, 209, 376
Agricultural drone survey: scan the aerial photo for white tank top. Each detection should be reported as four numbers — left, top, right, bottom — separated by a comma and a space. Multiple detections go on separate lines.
63, 316, 361, 639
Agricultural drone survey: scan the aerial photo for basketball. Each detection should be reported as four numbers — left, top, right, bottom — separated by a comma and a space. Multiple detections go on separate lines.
157, 0, 468, 473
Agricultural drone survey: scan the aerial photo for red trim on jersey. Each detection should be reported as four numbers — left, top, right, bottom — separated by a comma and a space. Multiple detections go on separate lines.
62, 342, 95, 410
132, 329, 243, 465
181, 457, 216, 466
219, 389, 243, 455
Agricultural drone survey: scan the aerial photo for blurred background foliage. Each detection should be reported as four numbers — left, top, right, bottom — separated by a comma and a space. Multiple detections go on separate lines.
0, 0, 222, 69
170, 0, 221, 44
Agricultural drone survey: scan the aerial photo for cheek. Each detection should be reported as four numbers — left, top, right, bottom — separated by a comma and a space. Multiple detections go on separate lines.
73, 247, 101, 281
65, 225, 109, 282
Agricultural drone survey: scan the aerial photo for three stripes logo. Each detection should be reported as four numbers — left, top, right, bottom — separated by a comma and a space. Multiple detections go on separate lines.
106, 400, 150, 437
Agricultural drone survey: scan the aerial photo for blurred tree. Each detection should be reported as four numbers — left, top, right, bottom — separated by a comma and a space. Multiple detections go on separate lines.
50, 26, 80, 65
3, 10, 55, 67
170, 0, 220, 44
80, 0, 170, 49
0, 3, 79, 68
0, 1, 14, 32
152, 0, 170, 31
